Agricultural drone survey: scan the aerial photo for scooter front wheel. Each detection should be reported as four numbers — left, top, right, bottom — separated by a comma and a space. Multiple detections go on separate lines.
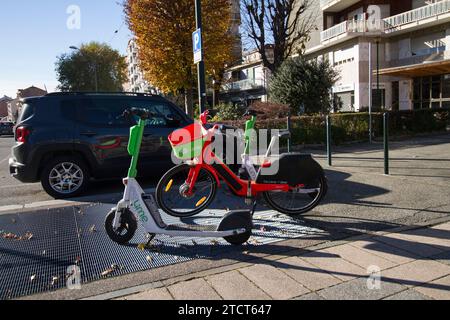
156, 164, 217, 218
105, 208, 138, 245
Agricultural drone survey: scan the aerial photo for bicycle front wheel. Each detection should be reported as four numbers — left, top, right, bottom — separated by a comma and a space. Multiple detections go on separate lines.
156, 164, 217, 218
263, 175, 328, 216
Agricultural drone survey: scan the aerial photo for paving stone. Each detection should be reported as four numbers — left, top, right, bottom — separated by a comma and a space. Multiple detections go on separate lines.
119, 287, 173, 300
168, 278, 221, 300
414, 275, 450, 300
324, 244, 397, 270
382, 260, 450, 288
239, 264, 310, 300
374, 233, 443, 258
350, 239, 419, 264
384, 289, 432, 300
317, 277, 406, 300
276, 257, 342, 291
431, 222, 450, 232
293, 292, 324, 300
393, 228, 450, 252
206, 271, 271, 300
431, 251, 450, 266
300, 251, 366, 281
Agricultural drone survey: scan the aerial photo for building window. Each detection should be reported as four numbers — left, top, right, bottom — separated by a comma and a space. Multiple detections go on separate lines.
413, 75, 450, 109
372, 89, 385, 109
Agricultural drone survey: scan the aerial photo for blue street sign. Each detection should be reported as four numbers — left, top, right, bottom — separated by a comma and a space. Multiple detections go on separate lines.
193, 28, 202, 64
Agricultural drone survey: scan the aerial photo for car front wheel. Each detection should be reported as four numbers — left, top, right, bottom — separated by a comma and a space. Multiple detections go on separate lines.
41, 156, 90, 199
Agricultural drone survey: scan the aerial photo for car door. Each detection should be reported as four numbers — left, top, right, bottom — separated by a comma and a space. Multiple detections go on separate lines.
74, 98, 133, 179
125, 99, 189, 175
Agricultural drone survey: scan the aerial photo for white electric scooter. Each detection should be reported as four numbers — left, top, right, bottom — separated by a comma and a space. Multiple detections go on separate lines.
104, 108, 253, 246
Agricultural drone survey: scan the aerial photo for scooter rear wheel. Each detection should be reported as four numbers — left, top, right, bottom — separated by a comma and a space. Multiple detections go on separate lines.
218, 210, 253, 245
105, 208, 137, 245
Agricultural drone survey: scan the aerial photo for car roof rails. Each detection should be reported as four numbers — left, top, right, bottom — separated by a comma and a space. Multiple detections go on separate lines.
45, 92, 159, 97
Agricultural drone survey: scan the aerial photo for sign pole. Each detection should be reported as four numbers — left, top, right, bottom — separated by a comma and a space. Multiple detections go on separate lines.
195, 0, 207, 114
368, 41, 373, 144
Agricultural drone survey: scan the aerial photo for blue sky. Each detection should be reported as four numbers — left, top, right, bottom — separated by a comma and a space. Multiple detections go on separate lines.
0, 0, 132, 98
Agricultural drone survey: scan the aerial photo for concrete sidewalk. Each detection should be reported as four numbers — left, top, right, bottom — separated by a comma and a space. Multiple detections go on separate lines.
114, 222, 450, 300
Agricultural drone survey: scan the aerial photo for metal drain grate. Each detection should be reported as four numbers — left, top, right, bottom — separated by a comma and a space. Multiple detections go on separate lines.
0, 199, 324, 300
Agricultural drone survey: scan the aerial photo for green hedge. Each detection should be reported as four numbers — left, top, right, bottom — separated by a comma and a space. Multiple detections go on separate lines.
219, 108, 450, 146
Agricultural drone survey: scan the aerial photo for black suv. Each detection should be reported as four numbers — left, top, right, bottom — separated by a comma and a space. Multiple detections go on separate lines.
9, 92, 192, 198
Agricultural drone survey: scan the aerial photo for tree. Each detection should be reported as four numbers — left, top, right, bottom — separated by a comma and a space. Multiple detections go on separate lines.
242, 0, 317, 73
269, 56, 339, 114
56, 42, 127, 92
124, 0, 236, 117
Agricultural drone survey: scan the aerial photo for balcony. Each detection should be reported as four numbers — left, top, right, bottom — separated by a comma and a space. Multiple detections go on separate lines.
320, 19, 386, 43
221, 79, 264, 92
320, 0, 360, 12
319, 1, 450, 46
384, 0, 450, 34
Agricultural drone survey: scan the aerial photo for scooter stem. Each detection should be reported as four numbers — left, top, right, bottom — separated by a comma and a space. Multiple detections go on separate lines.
127, 118, 146, 178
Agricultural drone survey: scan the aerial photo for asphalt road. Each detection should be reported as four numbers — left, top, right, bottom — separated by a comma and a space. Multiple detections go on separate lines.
0, 136, 160, 207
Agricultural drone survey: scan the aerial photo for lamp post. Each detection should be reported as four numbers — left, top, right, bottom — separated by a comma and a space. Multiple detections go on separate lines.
70, 46, 98, 92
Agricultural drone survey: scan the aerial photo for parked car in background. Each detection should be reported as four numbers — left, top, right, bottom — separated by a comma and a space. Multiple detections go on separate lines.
9, 92, 192, 198
0, 121, 14, 136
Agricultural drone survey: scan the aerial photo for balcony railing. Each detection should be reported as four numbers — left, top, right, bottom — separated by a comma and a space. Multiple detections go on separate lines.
384, 0, 450, 31
320, 19, 386, 42
221, 79, 264, 92
320, 0, 334, 8
321, 1, 450, 43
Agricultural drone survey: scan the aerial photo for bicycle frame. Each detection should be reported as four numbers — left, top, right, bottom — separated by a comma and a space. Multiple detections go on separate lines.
184, 119, 291, 198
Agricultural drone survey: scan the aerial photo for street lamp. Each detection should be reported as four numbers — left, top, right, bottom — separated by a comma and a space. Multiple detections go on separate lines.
69, 46, 99, 92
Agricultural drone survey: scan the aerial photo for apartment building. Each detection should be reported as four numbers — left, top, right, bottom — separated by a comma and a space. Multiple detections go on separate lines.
300, 0, 450, 112
219, 46, 274, 105
125, 39, 158, 94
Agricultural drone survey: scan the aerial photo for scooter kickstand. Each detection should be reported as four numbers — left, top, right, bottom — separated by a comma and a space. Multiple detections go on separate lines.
145, 233, 156, 246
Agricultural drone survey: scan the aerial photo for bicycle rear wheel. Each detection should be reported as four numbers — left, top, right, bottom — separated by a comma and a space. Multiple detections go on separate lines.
263, 175, 327, 216
156, 164, 217, 218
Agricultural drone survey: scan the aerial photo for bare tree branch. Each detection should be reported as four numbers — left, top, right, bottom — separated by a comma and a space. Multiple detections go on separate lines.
241, 0, 317, 72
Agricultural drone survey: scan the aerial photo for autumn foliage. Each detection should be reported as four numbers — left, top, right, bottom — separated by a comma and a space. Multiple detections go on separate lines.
124, 0, 236, 116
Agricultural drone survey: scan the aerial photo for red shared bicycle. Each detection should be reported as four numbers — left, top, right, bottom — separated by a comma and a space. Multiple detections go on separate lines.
156, 110, 327, 217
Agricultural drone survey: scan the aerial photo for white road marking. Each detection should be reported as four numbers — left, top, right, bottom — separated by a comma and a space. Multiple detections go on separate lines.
0, 157, 9, 165
0, 187, 157, 213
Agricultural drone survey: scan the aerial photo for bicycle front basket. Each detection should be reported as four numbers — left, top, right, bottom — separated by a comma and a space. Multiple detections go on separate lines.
168, 122, 207, 160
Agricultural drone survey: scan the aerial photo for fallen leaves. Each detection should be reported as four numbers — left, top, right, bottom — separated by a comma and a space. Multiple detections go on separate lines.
101, 264, 119, 277
51, 276, 60, 286
1, 231, 34, 241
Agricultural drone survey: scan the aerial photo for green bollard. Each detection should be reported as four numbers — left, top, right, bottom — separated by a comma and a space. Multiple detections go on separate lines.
326, 115, 332, 167
384, 113, 389, 175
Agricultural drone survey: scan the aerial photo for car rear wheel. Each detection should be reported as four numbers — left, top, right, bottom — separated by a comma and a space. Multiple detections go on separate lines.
41, 156, 90, 199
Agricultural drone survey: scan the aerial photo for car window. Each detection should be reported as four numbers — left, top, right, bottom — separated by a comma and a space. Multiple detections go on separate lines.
80, 98, 132, 127
17, 103, 34, 123
124, 100, 177, 128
